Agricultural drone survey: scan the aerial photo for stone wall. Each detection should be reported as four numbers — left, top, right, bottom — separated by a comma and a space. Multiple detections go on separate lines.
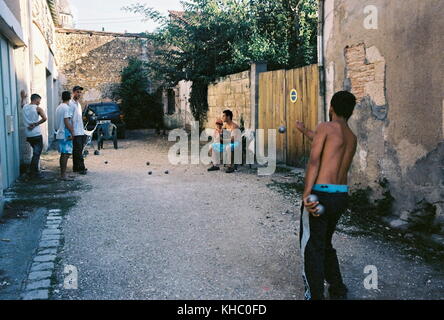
206, 70, 251, 129
55, 29, 152, 104
323, 0, 444, 237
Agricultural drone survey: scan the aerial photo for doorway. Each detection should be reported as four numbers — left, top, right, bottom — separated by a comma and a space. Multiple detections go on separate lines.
0, 35, 20, 189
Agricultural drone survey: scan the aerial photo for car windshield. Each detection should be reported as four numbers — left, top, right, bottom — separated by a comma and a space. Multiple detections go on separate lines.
90, 104, 119, 114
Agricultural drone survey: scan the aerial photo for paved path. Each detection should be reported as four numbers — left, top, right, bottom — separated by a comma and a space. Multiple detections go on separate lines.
48, 130, 443, 300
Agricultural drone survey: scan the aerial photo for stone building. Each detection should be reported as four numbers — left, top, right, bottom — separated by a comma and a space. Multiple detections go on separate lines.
319, 0, 444, 237
0, 0, 65, 215
57, 0, 74, 28
54, 29, 152, 106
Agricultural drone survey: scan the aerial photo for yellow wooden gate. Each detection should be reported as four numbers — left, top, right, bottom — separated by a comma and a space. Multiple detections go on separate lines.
258, 64, 319, 167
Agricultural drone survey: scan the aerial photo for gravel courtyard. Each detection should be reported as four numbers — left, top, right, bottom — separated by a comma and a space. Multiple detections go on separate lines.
45, 130, 444, 300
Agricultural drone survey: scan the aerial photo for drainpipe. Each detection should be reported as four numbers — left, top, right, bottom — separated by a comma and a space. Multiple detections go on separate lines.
27, 0, 34, 93
317, 0, 327, 122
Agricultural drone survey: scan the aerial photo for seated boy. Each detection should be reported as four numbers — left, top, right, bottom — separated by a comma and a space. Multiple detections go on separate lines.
208, 110, 241, 173
208, 119, 224, 171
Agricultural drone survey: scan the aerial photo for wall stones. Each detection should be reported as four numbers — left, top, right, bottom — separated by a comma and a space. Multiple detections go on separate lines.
55, 29, 152, 105
344, 43, 387, 120
206, 71, 251, 128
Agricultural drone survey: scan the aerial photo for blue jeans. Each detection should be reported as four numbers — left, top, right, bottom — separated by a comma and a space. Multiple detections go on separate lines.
26, 135, 43, 174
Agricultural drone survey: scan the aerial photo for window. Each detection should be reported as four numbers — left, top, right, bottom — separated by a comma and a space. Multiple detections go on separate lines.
167, 89, 175, 115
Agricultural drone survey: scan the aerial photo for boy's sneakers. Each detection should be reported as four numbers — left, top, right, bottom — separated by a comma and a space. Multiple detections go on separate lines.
225, 167, 235, 173
207, 166, 220, 172
329, 285, 348, 300
74, 168, 88, 175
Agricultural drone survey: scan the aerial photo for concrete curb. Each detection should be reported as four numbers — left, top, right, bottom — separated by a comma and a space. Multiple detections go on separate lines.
21, 209, 63, 300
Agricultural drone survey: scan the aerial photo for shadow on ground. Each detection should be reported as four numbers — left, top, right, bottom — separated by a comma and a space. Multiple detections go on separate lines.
267, 175, 444, 268
0, 151, 87, 299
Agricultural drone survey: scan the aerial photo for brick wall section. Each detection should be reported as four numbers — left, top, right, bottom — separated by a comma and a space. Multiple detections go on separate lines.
206, 70, 251, 128
345, 44, 373, 101
55, 29, 152, 104
344, 43, 386, 106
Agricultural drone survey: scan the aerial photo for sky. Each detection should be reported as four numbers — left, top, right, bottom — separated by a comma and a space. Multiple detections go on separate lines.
70, 0, 184, 33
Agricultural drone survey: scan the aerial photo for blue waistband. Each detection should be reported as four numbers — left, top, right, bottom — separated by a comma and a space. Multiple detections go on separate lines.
212, 142, 240, 152
313, 184, 349, 193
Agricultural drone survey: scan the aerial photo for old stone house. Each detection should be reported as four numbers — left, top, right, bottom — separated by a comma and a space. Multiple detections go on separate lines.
318, 0, 444, 238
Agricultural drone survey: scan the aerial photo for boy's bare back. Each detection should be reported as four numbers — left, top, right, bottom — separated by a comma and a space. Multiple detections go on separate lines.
316, 121, 357, 185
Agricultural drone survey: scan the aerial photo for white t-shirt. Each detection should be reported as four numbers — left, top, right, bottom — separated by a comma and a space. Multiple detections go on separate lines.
69, 99, 85, 136
23, 104, 42, 138
55, 103, 74, 140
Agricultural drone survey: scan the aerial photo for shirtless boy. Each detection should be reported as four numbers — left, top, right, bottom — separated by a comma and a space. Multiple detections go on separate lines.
208, 110, 241, 173
297, 91, 357, 300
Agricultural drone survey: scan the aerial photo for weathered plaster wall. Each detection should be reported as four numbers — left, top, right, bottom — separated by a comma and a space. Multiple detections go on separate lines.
32, 0, 57, 52
55, 29, 152, 105
164, 80, 196, 131
27, 0, 60, 151
323, 0, 444, 233
1, 0, 62, 215
207, 71, 251, 129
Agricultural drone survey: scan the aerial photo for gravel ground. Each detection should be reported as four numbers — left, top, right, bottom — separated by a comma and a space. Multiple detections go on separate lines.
51, 130, 443, 300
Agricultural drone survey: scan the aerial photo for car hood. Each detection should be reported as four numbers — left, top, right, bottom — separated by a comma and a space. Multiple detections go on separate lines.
94, 111, 121, 120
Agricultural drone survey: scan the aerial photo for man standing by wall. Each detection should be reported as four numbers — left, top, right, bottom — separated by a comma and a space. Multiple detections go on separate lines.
22, 94, 47, 179
70, 86, 88, 175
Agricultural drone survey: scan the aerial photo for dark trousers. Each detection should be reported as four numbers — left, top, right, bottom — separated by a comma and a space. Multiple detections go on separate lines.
72, 135, 86, 172
299, 191, 348, 300
26, 135, 43, 175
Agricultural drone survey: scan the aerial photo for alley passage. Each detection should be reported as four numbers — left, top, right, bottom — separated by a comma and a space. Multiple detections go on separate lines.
52, 131, 443, 300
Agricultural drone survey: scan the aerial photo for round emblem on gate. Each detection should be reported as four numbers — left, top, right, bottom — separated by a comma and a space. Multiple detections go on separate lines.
290, 89, 298, 103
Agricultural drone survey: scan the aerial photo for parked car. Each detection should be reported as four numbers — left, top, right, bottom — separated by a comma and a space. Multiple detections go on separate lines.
83, 102, 126, 139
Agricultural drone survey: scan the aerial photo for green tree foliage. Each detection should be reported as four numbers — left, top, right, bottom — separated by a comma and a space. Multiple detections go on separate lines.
125, 0, 318, 127
118, 57, 164, 130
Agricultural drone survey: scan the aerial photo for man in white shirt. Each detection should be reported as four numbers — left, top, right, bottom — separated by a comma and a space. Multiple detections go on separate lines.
55, 91, 75, 181
69, 86, 87, 175
22, 93, 47, 179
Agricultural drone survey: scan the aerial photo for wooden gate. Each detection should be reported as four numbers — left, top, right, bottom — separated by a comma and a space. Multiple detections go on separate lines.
258, 64, 319, 167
